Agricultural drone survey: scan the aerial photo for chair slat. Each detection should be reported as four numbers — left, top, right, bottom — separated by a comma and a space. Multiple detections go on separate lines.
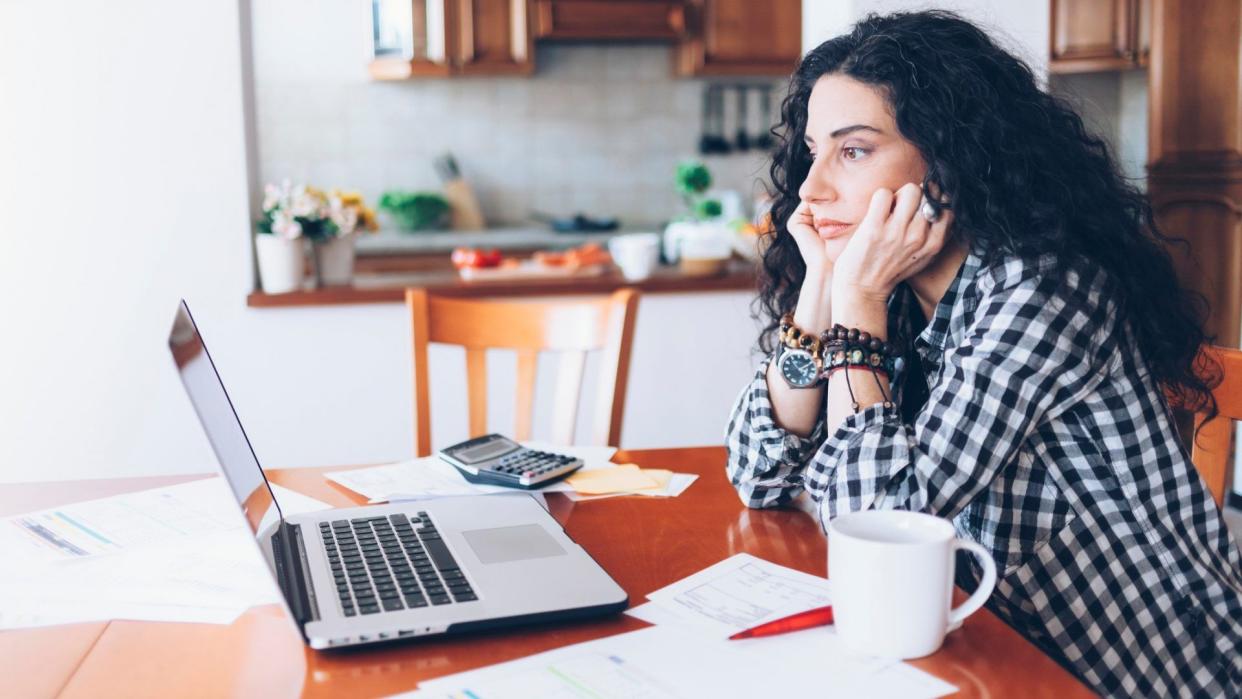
465, 348, 488, 438
550, 351, 587, 446
514, 350, 538, 442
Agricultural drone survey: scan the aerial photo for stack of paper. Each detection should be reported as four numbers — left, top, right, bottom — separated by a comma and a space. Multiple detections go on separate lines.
399, 554, 957, 698
0, 478, 330, 630
563, 463, 698, 501
326, 442, 697, 504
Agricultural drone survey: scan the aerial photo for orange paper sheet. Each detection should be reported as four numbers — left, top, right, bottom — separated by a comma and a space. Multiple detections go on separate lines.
566, 463, 661, 495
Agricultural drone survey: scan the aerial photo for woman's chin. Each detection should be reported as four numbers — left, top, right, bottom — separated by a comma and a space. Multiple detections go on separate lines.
823, 237, 851, 263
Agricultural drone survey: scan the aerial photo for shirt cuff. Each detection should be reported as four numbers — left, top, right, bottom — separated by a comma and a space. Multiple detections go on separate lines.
822, 402, 902, 452
746, 357, 826, 464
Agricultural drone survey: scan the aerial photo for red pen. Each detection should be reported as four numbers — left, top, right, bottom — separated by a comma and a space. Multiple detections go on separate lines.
728, 605, 834, 640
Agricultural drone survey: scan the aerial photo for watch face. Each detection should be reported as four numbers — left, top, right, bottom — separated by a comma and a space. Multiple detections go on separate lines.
779, 350, 819, 388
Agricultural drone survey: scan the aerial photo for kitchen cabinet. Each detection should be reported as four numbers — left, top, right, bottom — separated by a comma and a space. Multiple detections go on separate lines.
1050, 0, 1150, 73
370, 0, 534, 79
676, 0, 801, 77
532, 0, 686, 40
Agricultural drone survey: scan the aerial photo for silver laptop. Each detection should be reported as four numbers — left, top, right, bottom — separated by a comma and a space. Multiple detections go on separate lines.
167, 300, 627, 649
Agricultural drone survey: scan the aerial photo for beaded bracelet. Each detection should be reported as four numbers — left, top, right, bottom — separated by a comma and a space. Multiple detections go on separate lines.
819, 324, 899, 413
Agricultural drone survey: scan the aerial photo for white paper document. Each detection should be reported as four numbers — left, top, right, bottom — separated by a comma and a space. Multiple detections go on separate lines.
1, 477, 332, 630
407, 623, 956, 699
5, 478, 248, 560
643, 552, 833, 638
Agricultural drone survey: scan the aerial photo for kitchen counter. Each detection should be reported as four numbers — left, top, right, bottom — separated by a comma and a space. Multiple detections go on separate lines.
246, 258, 759, 307
249, 225, 762, 307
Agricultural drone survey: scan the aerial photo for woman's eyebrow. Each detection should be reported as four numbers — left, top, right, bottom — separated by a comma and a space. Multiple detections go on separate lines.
804, 124, 884, 145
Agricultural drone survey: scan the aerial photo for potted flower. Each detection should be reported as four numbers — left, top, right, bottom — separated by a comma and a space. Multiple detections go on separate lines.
663, 161, 732, 276
317, 190, 379, 286
255, 181, 378, 292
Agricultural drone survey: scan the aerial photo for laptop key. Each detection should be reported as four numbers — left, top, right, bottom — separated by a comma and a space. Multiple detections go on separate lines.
405, 594, 428, 607
360, 605, 380, 615
452, 591, 477, 602
382, 598, 403, 611
429, 594, 452, 606
343, 608, 357, 617
421, 538, 459, 571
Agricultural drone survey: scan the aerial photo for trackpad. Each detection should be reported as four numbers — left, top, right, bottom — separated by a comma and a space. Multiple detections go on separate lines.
461, 524, 567, 564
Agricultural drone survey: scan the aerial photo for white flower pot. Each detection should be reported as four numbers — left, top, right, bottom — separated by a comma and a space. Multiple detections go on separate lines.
255, 234, 305, 294
315, 235, 356, 286
663, 220, 733, 276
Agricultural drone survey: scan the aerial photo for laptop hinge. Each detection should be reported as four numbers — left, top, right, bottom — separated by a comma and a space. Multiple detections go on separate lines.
271, 521, 321, 625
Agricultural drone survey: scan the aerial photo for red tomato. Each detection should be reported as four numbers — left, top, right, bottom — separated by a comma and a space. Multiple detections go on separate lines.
476, 249, 503, 268
451, 247, 504, 269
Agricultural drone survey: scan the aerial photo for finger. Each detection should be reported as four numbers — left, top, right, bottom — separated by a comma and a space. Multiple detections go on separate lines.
889, 183, 923, 232
861, 188, 895, 233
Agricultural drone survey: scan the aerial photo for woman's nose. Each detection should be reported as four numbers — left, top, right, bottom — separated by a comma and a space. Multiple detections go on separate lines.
798, 159, 835, 203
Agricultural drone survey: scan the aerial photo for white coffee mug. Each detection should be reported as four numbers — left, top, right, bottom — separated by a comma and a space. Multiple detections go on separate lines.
827, 510, 997, 659
607, 233, 660, 281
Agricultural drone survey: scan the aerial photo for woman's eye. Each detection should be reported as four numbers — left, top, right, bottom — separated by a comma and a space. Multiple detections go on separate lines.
842, 147, 869, 161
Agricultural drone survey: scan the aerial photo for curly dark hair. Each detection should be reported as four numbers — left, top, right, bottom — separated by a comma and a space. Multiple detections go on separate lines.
758, 10, 1218, 415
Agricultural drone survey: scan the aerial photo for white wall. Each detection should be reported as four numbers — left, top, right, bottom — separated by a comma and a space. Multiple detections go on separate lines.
0, 0, 765, 484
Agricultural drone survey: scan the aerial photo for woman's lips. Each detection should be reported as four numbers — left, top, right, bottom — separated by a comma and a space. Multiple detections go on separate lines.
815, 222, 852, 239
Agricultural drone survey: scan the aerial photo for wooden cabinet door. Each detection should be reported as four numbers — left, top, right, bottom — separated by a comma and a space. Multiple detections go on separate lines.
677, 0, 801, 76
532, 0, 686, 40
1050, 0, 1137, 73
370, 0, 533, 79
449, 0, 535, 75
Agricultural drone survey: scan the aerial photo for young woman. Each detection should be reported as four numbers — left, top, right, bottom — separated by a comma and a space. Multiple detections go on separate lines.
725, 11, 1242, 696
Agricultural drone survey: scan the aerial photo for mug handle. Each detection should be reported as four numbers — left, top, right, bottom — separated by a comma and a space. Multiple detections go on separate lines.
946, 539, 998, 632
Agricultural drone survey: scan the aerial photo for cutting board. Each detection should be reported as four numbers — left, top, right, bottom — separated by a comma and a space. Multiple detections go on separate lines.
457, 262, 609, 282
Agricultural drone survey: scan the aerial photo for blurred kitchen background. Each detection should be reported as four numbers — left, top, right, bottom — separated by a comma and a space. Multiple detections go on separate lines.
6, 0, 1241, 516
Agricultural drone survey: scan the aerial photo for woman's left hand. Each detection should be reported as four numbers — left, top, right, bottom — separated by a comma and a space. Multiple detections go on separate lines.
831, 183, 953, 310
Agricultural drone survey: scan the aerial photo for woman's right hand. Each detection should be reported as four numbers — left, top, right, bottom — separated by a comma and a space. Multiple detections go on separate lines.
786, 200, 830, 282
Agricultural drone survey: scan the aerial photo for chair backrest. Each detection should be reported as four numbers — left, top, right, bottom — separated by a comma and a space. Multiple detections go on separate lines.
1170, 345, 1241, 507
405, 288, 640, 457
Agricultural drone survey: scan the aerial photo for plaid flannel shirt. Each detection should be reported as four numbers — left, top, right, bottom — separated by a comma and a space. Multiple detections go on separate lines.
726, 250, 1242, 697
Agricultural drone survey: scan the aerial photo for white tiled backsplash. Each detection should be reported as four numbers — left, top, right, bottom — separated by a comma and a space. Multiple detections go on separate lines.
253, 28, 784, 227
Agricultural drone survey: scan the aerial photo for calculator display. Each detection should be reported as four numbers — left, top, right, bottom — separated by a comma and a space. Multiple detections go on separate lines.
456, 439, 517, 464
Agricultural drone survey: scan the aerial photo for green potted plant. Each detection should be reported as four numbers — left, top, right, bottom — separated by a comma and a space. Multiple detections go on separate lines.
379, 191, 451, 231
663, 161, 732, 275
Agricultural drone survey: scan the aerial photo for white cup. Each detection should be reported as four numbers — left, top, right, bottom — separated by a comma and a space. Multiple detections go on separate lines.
828, 510, 997, 659
607, 233, 660, 281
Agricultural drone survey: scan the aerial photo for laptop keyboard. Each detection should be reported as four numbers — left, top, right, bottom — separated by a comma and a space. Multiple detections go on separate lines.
318, 511, 477, 616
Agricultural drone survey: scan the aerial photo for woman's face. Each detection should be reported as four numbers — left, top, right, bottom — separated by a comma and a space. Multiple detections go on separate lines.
799, 74, 928, 262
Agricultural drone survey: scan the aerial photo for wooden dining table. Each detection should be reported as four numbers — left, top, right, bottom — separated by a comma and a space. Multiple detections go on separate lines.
2, 446, 1094, 698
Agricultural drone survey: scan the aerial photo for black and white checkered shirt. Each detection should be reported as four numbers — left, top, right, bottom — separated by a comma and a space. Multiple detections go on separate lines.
726, 250, 1242, 696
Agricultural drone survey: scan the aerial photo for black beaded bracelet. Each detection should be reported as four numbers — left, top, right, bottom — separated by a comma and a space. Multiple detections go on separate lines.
819, 324, 899, 377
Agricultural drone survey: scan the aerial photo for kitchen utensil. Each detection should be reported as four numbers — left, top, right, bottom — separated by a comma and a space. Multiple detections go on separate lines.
734, 85, 750, 151
530, 211, 619, 233
700, 85, 731, 155
698, 86, 714, 156
755, 85, 775, 150
432, 152, 487, 230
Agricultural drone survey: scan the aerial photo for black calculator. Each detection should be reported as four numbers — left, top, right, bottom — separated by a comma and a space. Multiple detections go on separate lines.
437, 434, 583, 489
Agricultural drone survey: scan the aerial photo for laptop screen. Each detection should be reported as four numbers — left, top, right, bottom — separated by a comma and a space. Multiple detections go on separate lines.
168, 301, 284, 537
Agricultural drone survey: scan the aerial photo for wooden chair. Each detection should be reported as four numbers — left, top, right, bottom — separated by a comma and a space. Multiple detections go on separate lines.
405, 288, 640, 457
1171, 345, 1241, 507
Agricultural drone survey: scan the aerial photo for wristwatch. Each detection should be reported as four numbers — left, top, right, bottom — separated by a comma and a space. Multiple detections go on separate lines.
776, 343, 823, 388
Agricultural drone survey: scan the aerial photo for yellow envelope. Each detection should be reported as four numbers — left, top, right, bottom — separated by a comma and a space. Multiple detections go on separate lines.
567, 464, 660, 495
